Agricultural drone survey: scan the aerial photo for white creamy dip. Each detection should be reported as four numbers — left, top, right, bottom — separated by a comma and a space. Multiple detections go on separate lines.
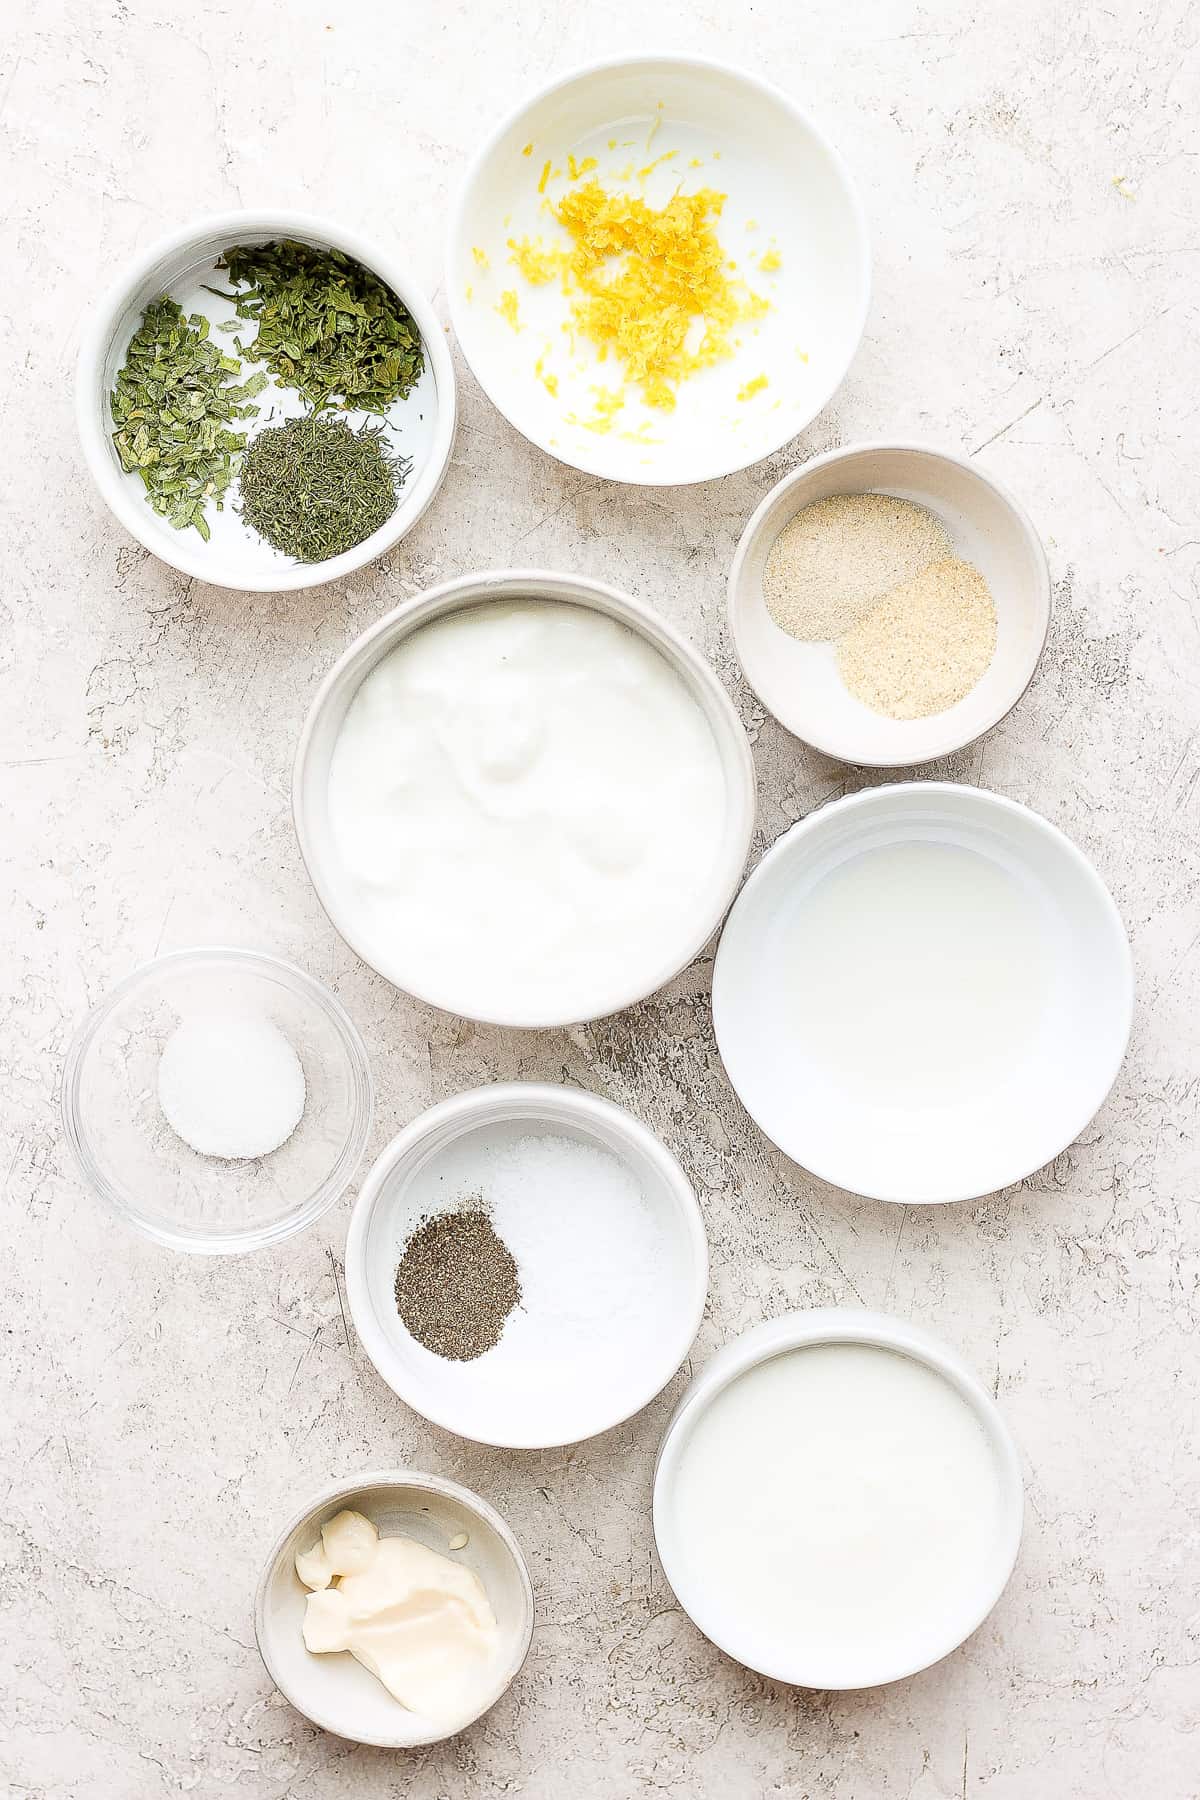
326, 600, 728, 1021
665, 1343, 1005, 1684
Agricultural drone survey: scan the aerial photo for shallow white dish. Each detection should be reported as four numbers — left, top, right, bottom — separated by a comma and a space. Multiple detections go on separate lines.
713, 783, 1133, 1202
293, 568, 756, 1028
254, 1470, 533, 1747
77, 210, 456, 592
728, 443, 1051, 765
653, 1309, 1023, 1689
448, 55, 869, 486
345, 1083, 708, 1448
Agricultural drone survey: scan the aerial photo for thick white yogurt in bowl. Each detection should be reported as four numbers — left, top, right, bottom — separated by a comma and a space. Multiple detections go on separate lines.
294, 571, 755, 1027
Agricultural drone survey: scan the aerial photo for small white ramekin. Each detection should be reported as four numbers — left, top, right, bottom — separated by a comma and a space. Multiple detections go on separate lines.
653, 1308, 1024, 1689
76, 209, 456, 592
293, 568, 757, 1029
728, 442, 1051, 765
344, 1082, 709, 1449
254, 1468, 534, 1747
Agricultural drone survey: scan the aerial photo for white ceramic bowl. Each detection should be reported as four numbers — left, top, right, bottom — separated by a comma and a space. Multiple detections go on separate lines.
728, 443, 1051, 764
293, 568, 756, 1028
345, 1083, 709, 1448
254, 1470, 534, 1746
61, 947, 373, 1254
653, 1309, 1024, 1689
448, 56, 869, 485
77, 210, 456, 591
713, 783, 1133, 1202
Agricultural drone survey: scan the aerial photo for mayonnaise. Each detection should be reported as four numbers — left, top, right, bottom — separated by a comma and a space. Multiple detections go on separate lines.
325, 599, 729, 1022
296, 1510, 499, 1723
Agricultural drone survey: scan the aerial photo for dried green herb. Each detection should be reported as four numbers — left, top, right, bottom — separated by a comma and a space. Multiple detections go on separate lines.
109, 297, 267, 538
238, 412, 409, 562
208, 240, 425, 415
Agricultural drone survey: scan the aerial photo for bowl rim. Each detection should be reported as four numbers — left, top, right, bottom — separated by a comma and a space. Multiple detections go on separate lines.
712, 781, 1134, 1203
344, 1081, 710, 1448
652, 1306, 1025, 1689
291, 566, 757, 1028
253, 1466, 536, 1747
727, 439, 1053, 766
75, 207, 458, 593
60, 945, 375, 1254
446, 52, 871, 487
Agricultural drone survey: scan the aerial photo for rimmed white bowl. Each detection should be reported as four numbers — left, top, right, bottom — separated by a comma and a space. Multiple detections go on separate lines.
653, 1309, 1024, 1689
344, 1083, 709, 1448
713, 783, 1133, 1202
254, 1470, 534, 1746
448, 55, 869, 485
76, 209, 456, 591
728, 443, 1051, 764
293, 568, 756, 1028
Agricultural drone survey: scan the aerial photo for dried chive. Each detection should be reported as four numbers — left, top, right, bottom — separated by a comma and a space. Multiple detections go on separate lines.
109, 297, 266, 538
210, 239, 425, 415
238, 413, 409, 563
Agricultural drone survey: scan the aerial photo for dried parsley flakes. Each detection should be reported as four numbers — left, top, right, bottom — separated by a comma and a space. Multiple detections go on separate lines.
109, 297, 267, 539
210, 240, 425, 415
238, 413, 410, 563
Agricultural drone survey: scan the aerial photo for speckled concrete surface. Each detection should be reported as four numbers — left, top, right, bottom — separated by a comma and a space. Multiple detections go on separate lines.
2, 2, 1198, 1795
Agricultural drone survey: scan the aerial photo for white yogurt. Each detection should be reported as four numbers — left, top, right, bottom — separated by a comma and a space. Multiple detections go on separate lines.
664, 1342, 1005, 1685
326, 600, 728, 1021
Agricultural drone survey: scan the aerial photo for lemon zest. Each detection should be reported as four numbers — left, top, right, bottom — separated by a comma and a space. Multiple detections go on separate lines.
737, 374, 768, 401
496, 290, 521, 331
509, 178, 770, 411
637, 149, 678, 179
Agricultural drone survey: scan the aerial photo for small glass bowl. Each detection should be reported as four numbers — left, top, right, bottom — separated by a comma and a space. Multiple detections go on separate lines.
62, 947, 374, 1254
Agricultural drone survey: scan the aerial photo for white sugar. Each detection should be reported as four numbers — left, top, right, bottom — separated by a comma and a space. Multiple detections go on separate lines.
157, 1014, 306, 1160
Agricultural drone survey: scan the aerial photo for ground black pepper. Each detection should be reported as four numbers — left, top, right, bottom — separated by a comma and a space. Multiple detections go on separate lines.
393, 1206, 521, 1362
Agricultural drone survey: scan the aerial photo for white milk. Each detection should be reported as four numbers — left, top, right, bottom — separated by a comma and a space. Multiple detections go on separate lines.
326, 600, 728, 1021
667, 1343, 1004, 1678
788, 839, 1055, 1105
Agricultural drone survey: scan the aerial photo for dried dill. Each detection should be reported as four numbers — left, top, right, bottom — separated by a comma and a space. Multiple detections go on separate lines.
109, 297, 267, 538
209, 240, 425, 414
238, 413, 410, 562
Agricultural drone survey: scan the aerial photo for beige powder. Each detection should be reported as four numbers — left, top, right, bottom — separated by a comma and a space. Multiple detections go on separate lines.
836, 557, 997, 720
762, 493, 954, 641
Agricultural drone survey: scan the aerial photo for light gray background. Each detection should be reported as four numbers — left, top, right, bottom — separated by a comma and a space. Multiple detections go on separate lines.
3, 2, 1197, 1795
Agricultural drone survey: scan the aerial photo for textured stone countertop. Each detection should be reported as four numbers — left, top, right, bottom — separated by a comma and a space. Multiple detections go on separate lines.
2, 2, 1197, 1795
